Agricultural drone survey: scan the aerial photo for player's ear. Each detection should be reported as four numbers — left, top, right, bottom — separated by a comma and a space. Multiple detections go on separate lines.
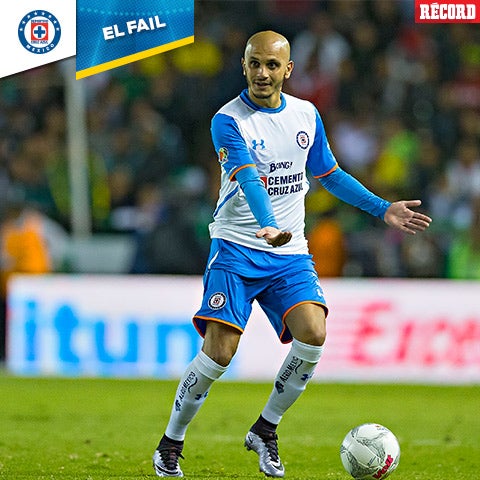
284, 60, 294, 79
241, 58, 246, 75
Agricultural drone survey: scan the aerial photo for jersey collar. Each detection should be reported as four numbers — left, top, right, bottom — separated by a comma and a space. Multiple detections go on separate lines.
240, 89, 286, 113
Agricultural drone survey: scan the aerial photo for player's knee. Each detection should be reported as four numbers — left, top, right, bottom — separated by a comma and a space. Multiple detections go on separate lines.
286, 304, 327, 346
203, 322, 241, 366
202, 337, 238, 367
304, 326, 326, 347
203, 347, 235, 367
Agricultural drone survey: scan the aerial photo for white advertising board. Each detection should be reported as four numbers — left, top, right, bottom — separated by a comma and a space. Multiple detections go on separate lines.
6, 275, 480, 384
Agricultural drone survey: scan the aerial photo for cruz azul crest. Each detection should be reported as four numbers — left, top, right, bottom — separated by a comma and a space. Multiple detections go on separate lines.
18, 11, 62, 54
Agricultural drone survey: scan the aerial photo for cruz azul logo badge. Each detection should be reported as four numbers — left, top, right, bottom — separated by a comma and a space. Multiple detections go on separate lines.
296, 131, 310, 149
208, 292, 227, 310
18, 11, 62, 54
415, 0, 480, 22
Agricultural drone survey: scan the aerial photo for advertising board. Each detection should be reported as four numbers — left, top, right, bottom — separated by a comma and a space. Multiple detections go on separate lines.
7, 275, 480, 384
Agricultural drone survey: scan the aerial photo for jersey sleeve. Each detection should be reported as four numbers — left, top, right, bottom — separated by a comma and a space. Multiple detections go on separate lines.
211, 112, 256, 180
306, 108, 338, 178
211, 112, 278, 229
319, 166, 391, 219
235, 167, 278, 228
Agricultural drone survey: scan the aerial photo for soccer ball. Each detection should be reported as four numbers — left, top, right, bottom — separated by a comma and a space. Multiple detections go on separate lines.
340, 423, 400, 480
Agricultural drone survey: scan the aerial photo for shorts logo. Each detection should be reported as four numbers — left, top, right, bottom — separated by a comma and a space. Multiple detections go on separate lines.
296, 131, 310, 149
218, 147, 229, 163
208, 292, 227, 310
18, 11, 61, 54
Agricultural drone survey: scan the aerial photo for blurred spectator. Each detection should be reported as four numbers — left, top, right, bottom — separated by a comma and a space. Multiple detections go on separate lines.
307, 209, 346, 278
443, 24, 480, 109
447, 197, 480, 279
371, 116, 420, 198
129, 97, 186, 186
350, 19, 381, 87
0, 189, 69, 360
289, 11, 350, 110
331, 104, 378, 182
46, 146, 111, 231
400, 233, 445, 278
257, 1, 318, 39
366, 0, 403, 48
291, 11, 350, 80
129, 183, 205, 275
443, 138, 480, 230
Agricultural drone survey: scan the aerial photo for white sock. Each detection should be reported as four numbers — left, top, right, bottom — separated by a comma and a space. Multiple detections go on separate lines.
165, 350, 227, 441
261, 339, 324, 425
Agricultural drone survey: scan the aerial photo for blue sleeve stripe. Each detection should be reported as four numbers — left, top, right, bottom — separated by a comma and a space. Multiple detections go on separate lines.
236, 166, 278, 228
213, 186, 239, 218
319, 167, 391, 219
314, 164, 338, 178
229, 163, 257, 181
211, 113, 253, 178
306, 109, 337, 177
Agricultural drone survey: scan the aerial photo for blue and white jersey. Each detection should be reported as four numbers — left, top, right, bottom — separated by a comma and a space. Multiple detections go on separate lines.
209, 89, 337, 255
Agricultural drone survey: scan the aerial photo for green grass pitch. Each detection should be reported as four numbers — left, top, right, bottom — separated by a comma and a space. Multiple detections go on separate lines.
1, 375, 479, 479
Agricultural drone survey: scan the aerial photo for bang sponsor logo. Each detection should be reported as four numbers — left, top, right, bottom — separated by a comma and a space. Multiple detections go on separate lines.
415, 0, 480, 22
18, 11, 61, 54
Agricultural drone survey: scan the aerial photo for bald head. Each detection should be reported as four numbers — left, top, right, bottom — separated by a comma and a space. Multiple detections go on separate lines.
244, 31, 291, 62
241, 30, 293, 108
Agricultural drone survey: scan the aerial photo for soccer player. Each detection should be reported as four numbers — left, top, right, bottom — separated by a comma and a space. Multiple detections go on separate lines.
152, 30, 432, 477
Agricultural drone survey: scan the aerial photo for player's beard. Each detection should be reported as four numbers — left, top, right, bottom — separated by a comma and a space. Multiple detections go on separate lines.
248, 78, 284, 103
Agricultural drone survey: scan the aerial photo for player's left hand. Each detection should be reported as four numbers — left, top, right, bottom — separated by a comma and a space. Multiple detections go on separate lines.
256, 226, 292, 247
384, 200, 432, 235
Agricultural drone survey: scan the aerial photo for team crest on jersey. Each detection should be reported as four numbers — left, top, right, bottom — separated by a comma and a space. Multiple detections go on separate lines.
296, 131, 310, 150
18, 10, 61, 54
208, 292, 227, 310
218, 147, 229, 164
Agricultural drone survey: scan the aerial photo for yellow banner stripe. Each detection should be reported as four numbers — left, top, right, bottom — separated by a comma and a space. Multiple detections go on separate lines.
76, 35, 195, 79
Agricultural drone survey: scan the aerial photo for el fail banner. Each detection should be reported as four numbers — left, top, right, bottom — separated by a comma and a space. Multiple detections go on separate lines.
76, 0, 194, 79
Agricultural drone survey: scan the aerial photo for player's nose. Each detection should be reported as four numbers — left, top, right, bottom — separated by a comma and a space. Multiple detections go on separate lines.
255, 65, 268, 77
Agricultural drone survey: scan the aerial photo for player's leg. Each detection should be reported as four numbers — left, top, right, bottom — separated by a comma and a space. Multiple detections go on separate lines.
245, 256, 327, 477
153, 322, 241, 477
246, 304, 326, 478
260, 303, 326, 422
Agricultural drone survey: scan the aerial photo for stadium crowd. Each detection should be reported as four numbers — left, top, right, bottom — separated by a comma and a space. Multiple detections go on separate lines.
1, 0, 480, 280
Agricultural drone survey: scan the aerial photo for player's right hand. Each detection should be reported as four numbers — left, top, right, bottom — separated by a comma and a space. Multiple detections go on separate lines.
256, 226, 292, 247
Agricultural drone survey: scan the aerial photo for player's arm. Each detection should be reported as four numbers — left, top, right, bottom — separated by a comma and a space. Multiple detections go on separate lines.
307, 107, 431, 234
211, 113, 291, 246
235, 167, 292, 246
319, 166, 432, 234
318, 166, 390, 219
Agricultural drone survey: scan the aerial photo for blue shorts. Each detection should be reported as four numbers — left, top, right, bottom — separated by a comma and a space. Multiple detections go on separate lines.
193, 239, 328, 343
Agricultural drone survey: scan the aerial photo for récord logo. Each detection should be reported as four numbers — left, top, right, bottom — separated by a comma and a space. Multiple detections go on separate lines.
415, 0, 480, 23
